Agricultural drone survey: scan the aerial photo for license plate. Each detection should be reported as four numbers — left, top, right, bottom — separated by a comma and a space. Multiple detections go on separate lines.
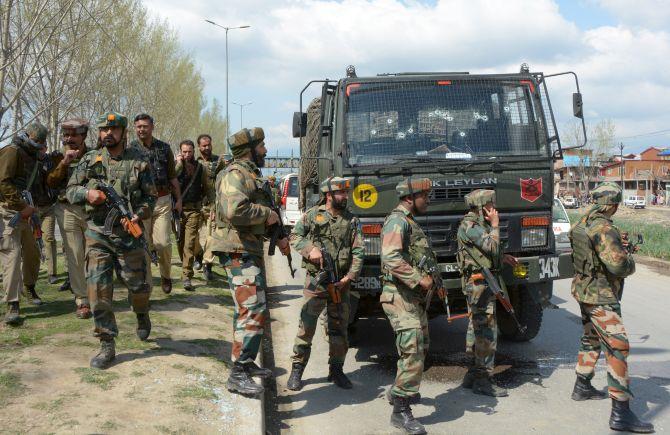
538, 255, 560, 279
353, 276, 380, 290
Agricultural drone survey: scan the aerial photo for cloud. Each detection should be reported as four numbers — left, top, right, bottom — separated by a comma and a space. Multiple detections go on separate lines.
596, 0, 670, 30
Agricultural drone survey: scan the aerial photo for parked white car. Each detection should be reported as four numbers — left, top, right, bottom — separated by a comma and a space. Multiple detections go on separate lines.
552, 198, 571, 252
561, 196, 578, 209
279, 173, 302, 227
623, 195, 646, 209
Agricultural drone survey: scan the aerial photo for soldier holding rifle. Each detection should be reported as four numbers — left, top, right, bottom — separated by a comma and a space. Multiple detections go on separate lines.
286, 176, 364, 392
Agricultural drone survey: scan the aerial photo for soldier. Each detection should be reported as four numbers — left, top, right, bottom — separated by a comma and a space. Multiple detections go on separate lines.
194, 134, 221, 281
66, 112, 157, 369
457, 189, 517, 397
268, 175, 280, 206
0, 123, 48, 324
208, 127, 290, 398
46, 118, 92, 318
36, 148, 59, 285
568, 182, 653, 433
175, 139, 211, 291
286, 176, 364, 391
380, 177, 435, 435
130, 113, 181, 294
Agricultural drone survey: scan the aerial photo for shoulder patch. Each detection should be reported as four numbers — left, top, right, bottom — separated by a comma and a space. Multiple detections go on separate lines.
315, 213, 326, 224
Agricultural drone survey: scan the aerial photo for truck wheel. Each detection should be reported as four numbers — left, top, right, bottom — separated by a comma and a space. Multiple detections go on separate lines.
497, 284, 543, 342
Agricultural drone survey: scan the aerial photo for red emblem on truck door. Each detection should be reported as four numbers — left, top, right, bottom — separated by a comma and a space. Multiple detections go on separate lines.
520, 178, 542, 202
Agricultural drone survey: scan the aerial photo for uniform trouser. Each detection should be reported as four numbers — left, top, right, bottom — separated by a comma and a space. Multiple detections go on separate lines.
575, 302, 632, 401
85, 231, 150, 340
142, 194, 172, 282
200, 209, 216, 265
222, 253, 266, 363
54, 202, 88, 305
177, 210, 202, 279
464, 278, 498, 376
21, 221, 41, 288
291, 281, 350, 366
1, 209, 26, 303
39, 205, 57, 276
381, 290, 429, 398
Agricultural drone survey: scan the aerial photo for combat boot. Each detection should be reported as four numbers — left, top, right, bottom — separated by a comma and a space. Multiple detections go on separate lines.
287, 363, 305, 391
59, 278, 71, 292
472, 376, 508, 397
90, 339, 115, 369
226, 361, 264, 397
571, 375, 607, 401
202, 264, 213, 282
25, 285, 42, 305
161, 277, 172, 294
609, 399, 655, 433
327, 363, 352, 389
4, 302, 20, 326
136, 313, 151, 341
390, 395, 426, 435
386, 388, 421, 405
244, 361, 273, 379
183, 278, 194, 292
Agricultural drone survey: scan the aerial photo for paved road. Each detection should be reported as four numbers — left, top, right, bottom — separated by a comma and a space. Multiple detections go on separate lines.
263, 252, 669, 434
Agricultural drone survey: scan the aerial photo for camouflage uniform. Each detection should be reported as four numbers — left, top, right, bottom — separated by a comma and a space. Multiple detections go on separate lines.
456, 189, 502, 379
289, 177, 364, 375
380, 178, 433, 400
66, 113, 157, 341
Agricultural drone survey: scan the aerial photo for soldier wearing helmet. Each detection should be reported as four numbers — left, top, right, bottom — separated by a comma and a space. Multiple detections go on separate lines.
66, 112, 157, 369
457, 188, 518, 397
380, 177, 434, 435
568, 182, 653, 433
286, 176, 364, 392
0, 122, 48, 325
208, 127, 290, 398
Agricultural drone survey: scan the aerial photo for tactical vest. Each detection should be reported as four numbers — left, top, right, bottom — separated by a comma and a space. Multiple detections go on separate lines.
456, 214, 495, 275
302, 206, 358, 277
133, 139, 171, 189
382, 209, 432, 281
569, 214, 603, 276
177, 161, 204, 206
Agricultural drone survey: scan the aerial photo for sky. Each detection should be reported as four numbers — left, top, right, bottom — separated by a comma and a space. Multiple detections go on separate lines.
141, 0, 670, 156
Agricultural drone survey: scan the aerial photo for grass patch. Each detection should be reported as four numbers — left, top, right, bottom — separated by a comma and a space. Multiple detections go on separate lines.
130, 370, 145, 377
0, 371, 23, 405
73, 367, 119, 390
174, 385, 216, 400
101, 420, 120, 431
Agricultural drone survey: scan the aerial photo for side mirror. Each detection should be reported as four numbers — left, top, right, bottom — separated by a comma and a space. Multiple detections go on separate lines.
572, 92, 583, 119
292, 112, 307, 138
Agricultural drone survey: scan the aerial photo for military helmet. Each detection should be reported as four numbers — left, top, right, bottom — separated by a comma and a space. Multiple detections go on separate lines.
61, 118, 89, 135
591, 182, 622, 205
227, 127, 265, 159
396, 177, 432, 198
320, 176, 351, 193
96, 112, 128, 129
464, 189, 496, 207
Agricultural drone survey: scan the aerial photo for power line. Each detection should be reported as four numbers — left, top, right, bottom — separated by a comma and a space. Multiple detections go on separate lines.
616, 128, 670, 140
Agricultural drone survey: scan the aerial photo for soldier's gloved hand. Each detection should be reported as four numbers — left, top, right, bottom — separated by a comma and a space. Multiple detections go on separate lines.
418, 275, 434, 293
277, 237, 290, 256
86, 189, 106, 205
19, 205, 36, 219
307, 246, 323, 266
266, 210, 280, 226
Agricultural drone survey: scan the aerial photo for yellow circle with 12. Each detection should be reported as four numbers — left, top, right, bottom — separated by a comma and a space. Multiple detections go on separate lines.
353, 183, 378, 209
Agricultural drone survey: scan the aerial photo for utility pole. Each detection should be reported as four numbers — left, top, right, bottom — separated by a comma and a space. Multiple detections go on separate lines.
620, 142, 625, 193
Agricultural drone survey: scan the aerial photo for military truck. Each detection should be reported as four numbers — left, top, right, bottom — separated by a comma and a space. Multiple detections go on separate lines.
292, 64, 585, 341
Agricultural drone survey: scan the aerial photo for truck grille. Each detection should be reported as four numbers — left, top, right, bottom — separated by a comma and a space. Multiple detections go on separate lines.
430, 187, 480, 202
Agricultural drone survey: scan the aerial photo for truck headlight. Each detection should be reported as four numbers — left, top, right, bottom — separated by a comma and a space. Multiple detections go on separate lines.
521, 228, 547, 248
363, 235, 380, 256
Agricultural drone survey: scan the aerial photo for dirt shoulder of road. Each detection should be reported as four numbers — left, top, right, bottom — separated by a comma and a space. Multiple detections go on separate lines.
0, 259, 261, 434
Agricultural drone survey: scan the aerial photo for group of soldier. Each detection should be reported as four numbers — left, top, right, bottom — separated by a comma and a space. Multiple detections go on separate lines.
0, 112, 654, 434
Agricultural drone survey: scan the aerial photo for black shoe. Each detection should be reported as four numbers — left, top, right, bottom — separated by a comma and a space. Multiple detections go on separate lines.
386, 388, 421, 405
161, 278, 172, 294
4, 302, 20, 326
390, 395, 426, 435
59, 278, 71, 292
244, 361, 273, 379
327, 363, 352, 389
136, 313, 151, 341
193, 260, 202, 271
610, 399, 655, 433
462, 369, 476, 389
90, 339, 115, 369
183, 278, 194, 292
472, 376, 508, 397
226, 362, 264, 397
202, 264, 213, 282
572, 375, 607, 401
48, 275, 58, 285
26, 285, 42, 305
287, 363, 305, 391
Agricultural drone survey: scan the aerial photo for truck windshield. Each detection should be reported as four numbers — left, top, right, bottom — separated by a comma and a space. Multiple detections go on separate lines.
345, 80, 547, 166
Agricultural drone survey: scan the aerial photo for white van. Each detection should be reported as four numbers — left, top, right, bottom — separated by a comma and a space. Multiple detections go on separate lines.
279, 173, 301, 227
624, 195, 646, 209
552, 198, 571, 252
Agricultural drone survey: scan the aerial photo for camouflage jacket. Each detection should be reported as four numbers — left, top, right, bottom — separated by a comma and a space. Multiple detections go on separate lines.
46, 146, 88, 202
130, 137, 176, 192
0, 139, 42, 212
290, 204, 364, 281
66, 146, 157, 245
456, 212, 502, 276
380, 205, 431, 301
209, 159, 271, 257
569, 210, 635, 304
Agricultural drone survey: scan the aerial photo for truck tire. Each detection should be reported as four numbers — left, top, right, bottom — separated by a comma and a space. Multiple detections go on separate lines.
497, 283, 543, 342
299, 98, 321, 210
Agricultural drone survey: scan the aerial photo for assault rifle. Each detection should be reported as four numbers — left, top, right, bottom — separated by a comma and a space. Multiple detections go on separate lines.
9, 190, 45, 260
263, 181, 295, 278
623, 233, 644, 254
311, 246, 342, 303
472, 267, 527, 334
97, 181, 158, 265
417, 254, 460, 320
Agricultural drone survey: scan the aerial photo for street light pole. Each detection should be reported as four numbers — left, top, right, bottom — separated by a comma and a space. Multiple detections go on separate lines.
204, 20, 250, 139
620, 142, 625, 192
232, 101, 253, 129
